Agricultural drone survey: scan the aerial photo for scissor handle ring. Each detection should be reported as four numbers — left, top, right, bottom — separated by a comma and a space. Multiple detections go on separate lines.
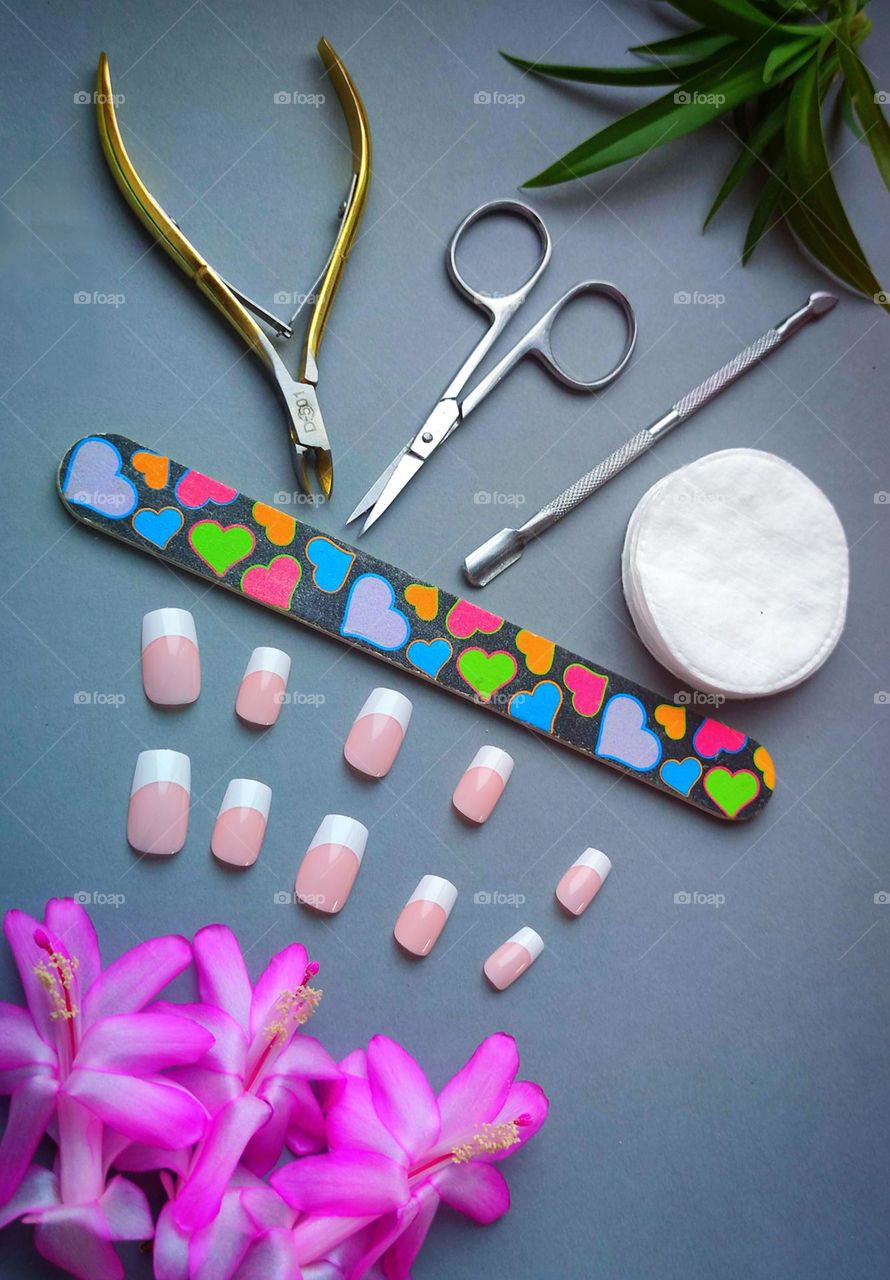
531, 281, 637, 391
447, 199, 552, 317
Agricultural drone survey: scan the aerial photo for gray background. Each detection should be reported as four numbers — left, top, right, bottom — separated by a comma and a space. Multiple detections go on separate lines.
1, 1, 889, 1276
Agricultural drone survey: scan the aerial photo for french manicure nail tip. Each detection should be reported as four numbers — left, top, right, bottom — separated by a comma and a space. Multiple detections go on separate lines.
394, 875, 458, 957
483, 927, 544, 991
211, 779, 272, 868
295, 814, 368, 915
344, 687, 412, 778
452, 746, 514, 824
556, 848, 612, 917
127, 749, 190, 856
141, 608, 200, 706
236, 647, 291, 727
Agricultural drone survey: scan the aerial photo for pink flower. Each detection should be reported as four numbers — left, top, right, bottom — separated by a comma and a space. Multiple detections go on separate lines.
162, 925, 341, 1234
271, 1032, 548, 1279
0, 899, 213, 1208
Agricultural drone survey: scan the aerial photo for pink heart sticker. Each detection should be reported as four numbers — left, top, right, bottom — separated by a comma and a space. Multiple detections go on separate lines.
446, 600, 503, 640
242, 555, 302, 609
692, 718, 748, 759
564, 663, 608, 717
175, 469, 238, 509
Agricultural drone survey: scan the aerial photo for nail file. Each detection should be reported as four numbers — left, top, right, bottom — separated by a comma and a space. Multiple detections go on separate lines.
57, 434, 775, 821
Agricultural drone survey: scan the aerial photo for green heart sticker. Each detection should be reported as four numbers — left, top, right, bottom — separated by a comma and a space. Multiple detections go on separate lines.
188, 520, 255, 576
703, 767, 760, 819
456, 647, 517, 702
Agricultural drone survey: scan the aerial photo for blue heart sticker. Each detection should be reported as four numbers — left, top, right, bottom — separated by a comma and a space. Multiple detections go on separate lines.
132, 506, 184, 549
306, 536, 354, 593
407, 637, 452, 679
508, 680, 563, 733
660, 757, 703, 797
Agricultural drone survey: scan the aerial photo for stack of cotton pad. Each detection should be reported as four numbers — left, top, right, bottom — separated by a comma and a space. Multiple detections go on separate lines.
622, 449, 849, 699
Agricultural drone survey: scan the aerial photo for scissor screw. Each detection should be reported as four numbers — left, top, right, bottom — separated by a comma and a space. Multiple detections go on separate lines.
421, 431, 433, 443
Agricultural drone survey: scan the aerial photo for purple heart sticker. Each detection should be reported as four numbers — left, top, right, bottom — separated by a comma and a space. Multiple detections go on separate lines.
595, 694, 662, 772
62, 437, 138, 520
340, 573, 410, 651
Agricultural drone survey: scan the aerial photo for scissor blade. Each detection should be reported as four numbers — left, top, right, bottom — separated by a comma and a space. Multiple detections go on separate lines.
361, 452, 425, 533
345, 446, 408, 524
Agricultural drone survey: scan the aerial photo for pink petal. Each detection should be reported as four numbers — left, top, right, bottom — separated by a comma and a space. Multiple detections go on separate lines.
193, 925, 252, 1034
0, 1163, 59, 1228
343, 1196, 422, 1280
172, 1093, 271, 1232
34, 1203, 124, 1280
0, 1073, 58, 1204
0, 1002, 55, 1071
249, 943, 309, 1042
3, 909, 58, 1044
436, 1033, 518, 1148
154, 1000, 248, 1078
242, 1081, 293, 1175
271, 1034, 342, 1083
82, 934, 192, 1026
284, 1080, 327, 1156
65, 1069, 207, 1148
153, 1202, 190, 1280
98, 1175, 155, 1240
431, 1161, 510, 1222
272, 1150, 409, 1216
109, 1141, 191, 1178
240, 1184, 294, 1233
44, 898, 102, 994
339, 1049, 367, 1079
77, 1012, 214, 1074
489, 1080, 549, 1157
366, 1036, 439, 1161
167, 1064, 244, 1114
233, 1229, 302, 1280
325, 1075, 406, 1164
383, 1184, 440, 1278
188, 1186, 255, 1280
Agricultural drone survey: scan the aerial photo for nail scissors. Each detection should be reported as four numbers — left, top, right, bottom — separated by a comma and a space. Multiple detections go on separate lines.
347, 199, 637, 533
95, 37, 371, 498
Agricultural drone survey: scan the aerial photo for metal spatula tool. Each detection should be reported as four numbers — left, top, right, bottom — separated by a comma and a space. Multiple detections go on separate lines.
463, 291, 837, 588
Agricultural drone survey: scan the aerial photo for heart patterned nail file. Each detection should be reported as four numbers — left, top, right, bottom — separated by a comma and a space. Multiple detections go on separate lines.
58, 435, 775, 821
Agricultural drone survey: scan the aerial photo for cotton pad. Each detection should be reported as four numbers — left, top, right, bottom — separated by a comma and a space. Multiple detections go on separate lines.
621, 449, 849, 699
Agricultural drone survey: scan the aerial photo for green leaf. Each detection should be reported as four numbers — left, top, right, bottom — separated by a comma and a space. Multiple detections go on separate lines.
838, 83, 866, 142
523, 45, 806, 188
500, 51, 701, 87
628, 29, 735, 63
763, 36, 818, 84
742, 166, 786, 263
667, 0, 825, 41
836, 20, 890, 195
783, 51, 888, 307
703, 95, 789, 229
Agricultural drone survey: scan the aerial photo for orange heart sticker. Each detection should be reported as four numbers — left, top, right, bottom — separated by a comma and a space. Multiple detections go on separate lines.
516, 629, 555, 675
654, 704, 686, 740
132, 450, 169, 490
253, 501, 296, 547
404, 583, 438, 621
753, 746, 776, 790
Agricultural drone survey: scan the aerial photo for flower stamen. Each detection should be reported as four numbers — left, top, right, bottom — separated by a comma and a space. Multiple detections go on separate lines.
245, 962, 321, 1091
33, 930, 79, 1060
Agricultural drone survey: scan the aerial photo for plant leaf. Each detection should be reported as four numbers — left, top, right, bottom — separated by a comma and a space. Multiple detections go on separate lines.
836, 21, 890, 195
667, 0, 825, 41
742, 166, 786, 263
838, 83, 866, 142
703, 95, 789, 229
763, 36, 818, 84
783, 51, 888, 307
500, 52, 703, 87
628, 29, 735, 63
523, 46, 806, 188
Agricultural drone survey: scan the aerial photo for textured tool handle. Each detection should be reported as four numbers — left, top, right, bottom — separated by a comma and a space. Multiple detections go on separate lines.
536, 428, 654, 524
673, 327, 783, 421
